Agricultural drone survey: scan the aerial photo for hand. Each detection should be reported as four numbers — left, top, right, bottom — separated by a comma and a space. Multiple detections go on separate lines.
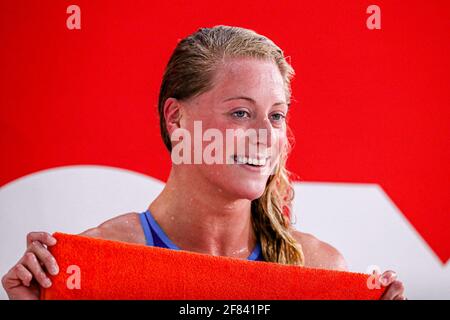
379, 270, 406, 300
1, 232, 59, 300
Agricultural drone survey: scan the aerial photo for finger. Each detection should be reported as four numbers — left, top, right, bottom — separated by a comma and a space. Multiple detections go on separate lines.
380, 270, 397, 286
21, 252, 52, 288
26, 232, 57, 248
394, 295, 407, 300
28, 241, 59, 275
2, 264, 33, 289
380, 280, 405, 300
14, 264, 33, 287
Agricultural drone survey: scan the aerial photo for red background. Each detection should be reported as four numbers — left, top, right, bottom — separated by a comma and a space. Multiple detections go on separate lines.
1, 0, 449, 263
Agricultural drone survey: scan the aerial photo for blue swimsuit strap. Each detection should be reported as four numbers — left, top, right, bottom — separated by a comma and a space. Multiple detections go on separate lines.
139, 209, 262, 260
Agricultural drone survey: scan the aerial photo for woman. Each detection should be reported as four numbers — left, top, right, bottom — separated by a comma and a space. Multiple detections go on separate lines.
2, 25, 406, 300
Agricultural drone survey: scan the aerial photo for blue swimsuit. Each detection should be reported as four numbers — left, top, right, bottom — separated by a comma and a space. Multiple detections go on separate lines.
139, 209, 264, 261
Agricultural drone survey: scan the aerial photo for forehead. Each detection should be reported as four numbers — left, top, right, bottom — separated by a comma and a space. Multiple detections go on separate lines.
209, 57, 286, 101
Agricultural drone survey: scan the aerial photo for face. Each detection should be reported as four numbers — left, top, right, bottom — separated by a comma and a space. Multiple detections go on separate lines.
172, 57, 288, 200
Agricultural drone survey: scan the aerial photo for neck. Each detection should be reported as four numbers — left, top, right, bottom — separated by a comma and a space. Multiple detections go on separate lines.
148, 167, 257, 259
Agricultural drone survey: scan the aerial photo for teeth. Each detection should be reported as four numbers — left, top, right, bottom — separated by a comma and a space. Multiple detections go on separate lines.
234, 156, 266, 166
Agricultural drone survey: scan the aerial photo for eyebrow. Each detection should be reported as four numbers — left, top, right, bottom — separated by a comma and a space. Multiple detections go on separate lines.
222, 96, 288, 107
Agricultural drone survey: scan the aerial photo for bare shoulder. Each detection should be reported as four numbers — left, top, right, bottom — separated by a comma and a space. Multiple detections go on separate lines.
79, 212, 146, 245
290, 229, 348, 271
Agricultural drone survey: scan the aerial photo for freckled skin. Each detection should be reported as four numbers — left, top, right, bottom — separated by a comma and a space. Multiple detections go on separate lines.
80, 212, 348, 270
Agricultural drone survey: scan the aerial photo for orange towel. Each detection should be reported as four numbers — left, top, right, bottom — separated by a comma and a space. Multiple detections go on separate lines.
40, 232, 385, 300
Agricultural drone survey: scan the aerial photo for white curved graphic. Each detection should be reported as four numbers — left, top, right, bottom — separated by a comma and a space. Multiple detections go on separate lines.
0, 166, 448, 299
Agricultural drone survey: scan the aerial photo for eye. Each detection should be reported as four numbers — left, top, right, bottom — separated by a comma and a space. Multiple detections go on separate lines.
270, 113, 286, 122
231, 110, 250, 119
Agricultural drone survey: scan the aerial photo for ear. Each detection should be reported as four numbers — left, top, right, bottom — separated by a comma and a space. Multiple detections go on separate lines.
163, 97, 183, 136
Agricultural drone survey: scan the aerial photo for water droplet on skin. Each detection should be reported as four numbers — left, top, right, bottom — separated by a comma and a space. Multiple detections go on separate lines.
231, 247, 248, 256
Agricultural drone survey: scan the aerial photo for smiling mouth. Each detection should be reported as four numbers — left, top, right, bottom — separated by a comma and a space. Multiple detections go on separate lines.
231, 155, 268, 167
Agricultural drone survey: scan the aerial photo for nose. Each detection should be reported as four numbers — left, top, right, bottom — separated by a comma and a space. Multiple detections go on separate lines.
251, 116, 273, 149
